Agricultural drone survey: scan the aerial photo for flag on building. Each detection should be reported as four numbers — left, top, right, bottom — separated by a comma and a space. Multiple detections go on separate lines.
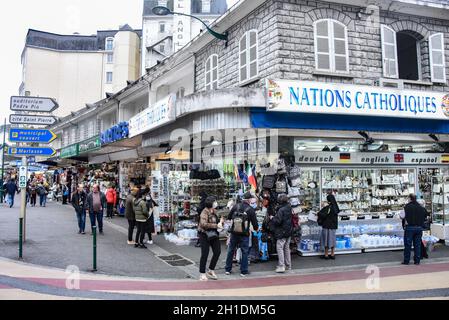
234, 163, 241, 182
339, 153, 351, 163
442, 154, 449, 164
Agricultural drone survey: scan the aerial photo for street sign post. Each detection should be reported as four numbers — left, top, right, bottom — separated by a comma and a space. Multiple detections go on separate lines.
9, 114, 57, 126
19, 166, 27, 188
9, 129, 57, 143
19, 156, 27, 257
10, 96, 59, 113
7, 146, 56, 157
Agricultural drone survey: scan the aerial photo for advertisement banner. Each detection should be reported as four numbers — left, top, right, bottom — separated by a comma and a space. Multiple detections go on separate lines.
295, 151, 449, 165
60, 144, 79, 159
267, 79, 449, 120
79, 135, 101, 154
129, 95, 176, 138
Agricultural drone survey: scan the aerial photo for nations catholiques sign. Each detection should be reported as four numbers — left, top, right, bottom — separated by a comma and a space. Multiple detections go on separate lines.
267, 79, 449, 120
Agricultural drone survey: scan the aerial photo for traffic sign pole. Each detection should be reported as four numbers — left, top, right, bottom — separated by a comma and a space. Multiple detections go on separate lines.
19, 156, 27, 252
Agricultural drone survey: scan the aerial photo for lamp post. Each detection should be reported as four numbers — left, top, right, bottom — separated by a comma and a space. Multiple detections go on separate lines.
152, 6, 228, 45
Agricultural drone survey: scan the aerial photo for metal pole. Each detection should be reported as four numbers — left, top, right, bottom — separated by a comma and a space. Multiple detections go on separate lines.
19, 217, 23, 259
0, 118, 5, 204
20, 156, 27, 243
92, 226, 97, 272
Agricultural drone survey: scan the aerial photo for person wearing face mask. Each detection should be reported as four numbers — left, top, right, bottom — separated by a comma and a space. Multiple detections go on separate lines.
225, 192, 259, 277
198, 196, 224, 281
144, 190, 158, 245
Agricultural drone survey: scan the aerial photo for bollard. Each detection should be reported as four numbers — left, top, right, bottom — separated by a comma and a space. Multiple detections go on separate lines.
19, 218, 23, 259
92, 226, 97, 272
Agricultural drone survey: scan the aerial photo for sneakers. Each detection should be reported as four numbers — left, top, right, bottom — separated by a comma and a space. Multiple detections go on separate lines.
206, 270, 218, 280
199, 274, 208, 281
145, 240, 153, 245
275, 266, 285, 273
240, 273, 249, 277
127, 240, 136, 245
286, 266, 292, 271
225, 271, 231, 276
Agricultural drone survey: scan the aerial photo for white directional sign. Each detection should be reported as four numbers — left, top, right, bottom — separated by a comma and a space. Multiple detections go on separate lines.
10, 96, 59, 113
9, 114, 57, 125
19, 166, 27, 188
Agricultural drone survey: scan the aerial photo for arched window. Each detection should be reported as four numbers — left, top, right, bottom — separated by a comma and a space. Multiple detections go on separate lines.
205, 54, 219, 90
314, 19, 349, 73
239, 30, 258, 84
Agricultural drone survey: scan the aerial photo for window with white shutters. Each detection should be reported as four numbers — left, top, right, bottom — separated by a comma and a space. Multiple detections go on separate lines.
239, 30, 258, 84
314, 19, 349, 73
381, 25, 399, 78
429, 33, 446, 83
205, 54, 219, 90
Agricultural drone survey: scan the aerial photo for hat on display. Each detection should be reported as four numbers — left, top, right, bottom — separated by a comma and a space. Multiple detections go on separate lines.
259, 159, 276, 175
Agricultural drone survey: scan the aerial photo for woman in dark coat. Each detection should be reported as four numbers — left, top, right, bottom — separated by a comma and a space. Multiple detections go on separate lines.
144, 190, 157, 245
319, 194, 340, 260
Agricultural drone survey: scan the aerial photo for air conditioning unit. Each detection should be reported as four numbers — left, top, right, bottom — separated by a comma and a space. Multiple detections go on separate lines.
376, 78, 404, 89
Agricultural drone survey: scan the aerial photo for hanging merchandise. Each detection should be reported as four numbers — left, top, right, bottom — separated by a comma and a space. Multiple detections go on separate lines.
275, 176, 288, 194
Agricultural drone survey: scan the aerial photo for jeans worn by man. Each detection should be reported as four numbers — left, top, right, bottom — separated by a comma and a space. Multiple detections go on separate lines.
225, 234, 250, 275
89, 211, 103, 234
404, 226, 423, 265
76, 210, 86, 234
7, 194, 14, 208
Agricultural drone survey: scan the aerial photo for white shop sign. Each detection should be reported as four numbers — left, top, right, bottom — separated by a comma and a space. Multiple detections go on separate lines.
295, 152, 449, 165
267, 79, 449, 120
173, 0, 192, 52
129, 95, 176, 138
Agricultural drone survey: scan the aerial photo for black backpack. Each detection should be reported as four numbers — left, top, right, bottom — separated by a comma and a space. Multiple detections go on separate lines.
231, 204, 251, 236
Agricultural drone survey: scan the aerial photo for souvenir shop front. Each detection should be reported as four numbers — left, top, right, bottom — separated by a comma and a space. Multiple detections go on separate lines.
249, 79, 449, 255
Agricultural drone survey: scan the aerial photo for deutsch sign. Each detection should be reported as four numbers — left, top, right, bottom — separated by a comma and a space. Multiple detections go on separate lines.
10, 96, 59, 113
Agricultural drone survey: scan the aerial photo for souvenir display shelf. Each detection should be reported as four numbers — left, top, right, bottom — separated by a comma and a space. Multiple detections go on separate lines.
431, 175, 449, 240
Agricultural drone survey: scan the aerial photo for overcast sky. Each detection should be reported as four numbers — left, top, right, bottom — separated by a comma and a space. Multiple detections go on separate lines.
0, 0, 239, 121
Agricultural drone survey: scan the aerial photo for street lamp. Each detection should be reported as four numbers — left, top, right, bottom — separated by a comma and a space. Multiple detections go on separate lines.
152, 6, 228, 44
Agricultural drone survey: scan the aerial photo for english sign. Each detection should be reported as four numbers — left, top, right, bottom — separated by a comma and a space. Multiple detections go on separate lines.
267, 79, 449, 120
10, 96, 59, 113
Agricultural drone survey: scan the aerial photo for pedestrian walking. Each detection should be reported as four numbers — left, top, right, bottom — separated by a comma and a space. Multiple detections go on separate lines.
318, 194, 340, 260
105, 184, 117, 219
400, 194, 428, 265
271, 194, 293, 273
198, 196, 224, 281
133, 190, 149, 249
72, 184, 87, 234
144, 191, 157, 245
225, 192, 259, 277
87, 184, 106, 235
125, 188, 138, 245
37, 183, 48, 207
195, 191, 208, 248
62, 183, 69, 204
30, 183, 37, 207
5, 179, 18, 208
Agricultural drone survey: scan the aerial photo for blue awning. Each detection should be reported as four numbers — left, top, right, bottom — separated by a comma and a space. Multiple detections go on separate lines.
250, 108, 449, 134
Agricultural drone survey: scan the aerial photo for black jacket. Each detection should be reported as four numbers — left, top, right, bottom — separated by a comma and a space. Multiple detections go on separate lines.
228, 202, 259, 236
71, 191, 87, 212
272, 203, 293, 240
319, 205, 339, 230
86, 192, 107, 213
404, 201, 428, 227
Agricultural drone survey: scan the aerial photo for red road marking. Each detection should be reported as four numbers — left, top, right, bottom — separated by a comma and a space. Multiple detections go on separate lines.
19, 262, 449, 292
0, 284, 12, 289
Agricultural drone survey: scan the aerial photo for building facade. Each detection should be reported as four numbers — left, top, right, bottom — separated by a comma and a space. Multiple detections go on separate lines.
20, 25, 142, 118
141, 0, 228, 74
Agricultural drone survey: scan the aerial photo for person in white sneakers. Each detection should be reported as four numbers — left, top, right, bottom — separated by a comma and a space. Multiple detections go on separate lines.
144, 189, 158, 245
198, 196, 224, 281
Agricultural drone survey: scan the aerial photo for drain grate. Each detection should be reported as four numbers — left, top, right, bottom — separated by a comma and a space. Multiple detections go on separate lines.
157, 254, 194, 267
157, 254, 184, 261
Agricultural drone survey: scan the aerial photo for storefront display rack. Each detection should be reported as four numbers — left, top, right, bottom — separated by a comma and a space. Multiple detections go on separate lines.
431, 175, 449, 240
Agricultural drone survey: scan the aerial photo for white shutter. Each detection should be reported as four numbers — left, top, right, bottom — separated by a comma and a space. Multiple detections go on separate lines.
315, 20, 331, 71
381, 25, 398, 78
429, 33, 446, 83
239, 30, 258, 84
239, 34, 248, 83
248, 31, 258, 79
332, 21, 349, 72
205, 54, 219, 91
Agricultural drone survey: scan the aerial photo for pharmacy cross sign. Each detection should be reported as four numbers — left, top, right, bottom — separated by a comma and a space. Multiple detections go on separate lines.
10, 96, 59, 113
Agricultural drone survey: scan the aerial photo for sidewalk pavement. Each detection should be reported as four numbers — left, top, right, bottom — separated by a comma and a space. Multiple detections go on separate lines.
1, 197, 449, 281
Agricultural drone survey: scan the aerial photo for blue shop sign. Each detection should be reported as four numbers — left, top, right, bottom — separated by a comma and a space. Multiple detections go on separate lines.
101, 122, 129, 145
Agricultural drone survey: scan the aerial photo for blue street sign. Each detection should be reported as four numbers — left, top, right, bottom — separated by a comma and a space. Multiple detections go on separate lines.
9, 129, 57, 143
7, 146, 56, 157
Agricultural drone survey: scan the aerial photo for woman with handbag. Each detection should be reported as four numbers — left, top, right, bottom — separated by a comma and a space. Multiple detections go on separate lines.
198, 196, 224, 281
318, 194, 340, 260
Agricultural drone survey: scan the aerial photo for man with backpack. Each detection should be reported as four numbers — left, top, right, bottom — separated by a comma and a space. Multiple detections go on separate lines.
270, 194, 293, 273
225, 192, 259, 277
